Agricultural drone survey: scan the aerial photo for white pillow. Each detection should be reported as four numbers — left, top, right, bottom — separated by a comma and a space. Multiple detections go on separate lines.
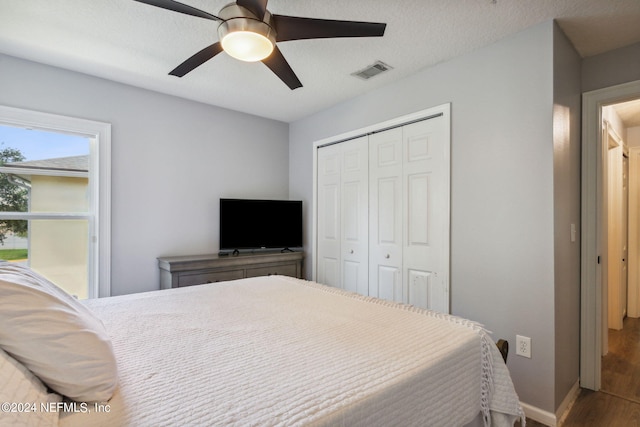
0, 346, 61, 427
0, 262, 118, 402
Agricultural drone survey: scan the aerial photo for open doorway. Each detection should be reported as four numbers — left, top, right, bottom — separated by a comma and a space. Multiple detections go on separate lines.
599, 99, 640, 402
581, 80, 640, 392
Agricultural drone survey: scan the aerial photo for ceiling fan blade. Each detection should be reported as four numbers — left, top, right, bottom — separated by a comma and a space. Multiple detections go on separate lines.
169, 42, 224, 77
236, 0, 268, 20
262, 46, 302, 90
272, 15, 386, 42
133, 0, 221, 21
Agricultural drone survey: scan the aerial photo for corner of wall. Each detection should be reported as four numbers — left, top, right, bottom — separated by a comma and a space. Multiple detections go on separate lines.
552, 20, 582, 411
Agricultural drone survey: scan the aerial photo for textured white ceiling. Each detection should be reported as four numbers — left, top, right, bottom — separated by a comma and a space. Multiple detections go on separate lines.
1, 0, 640, 122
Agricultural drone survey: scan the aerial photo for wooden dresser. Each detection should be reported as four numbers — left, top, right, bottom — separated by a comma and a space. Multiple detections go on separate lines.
158, 251, 304, 289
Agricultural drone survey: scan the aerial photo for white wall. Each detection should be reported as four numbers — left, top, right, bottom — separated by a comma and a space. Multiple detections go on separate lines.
603, 105, 627, 141
290, 21, 558, 412
0, 54, 290, 296
629, 126, 640, 148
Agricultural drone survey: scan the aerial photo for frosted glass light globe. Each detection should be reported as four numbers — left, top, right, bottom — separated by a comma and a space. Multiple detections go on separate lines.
221, 31, 274, 62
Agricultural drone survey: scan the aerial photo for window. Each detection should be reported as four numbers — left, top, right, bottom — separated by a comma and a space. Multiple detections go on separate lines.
0, 106, 111, 298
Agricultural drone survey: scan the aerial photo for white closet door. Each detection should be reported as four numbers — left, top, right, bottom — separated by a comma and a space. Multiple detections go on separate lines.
369, 127, 404, 302
403, 118, 449, 312
317, 144, 341, 287
317, 137, 368, 291
341, 137, 369, 294
316, 105, 450, 313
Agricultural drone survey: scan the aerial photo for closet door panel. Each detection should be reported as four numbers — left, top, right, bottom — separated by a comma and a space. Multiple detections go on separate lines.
369, 128, 403, 302
403, 118, 449, 312
341, 136, 369, 295
377, 178, 402, 244
317, 137, 368, 292
407, 173, 430, 246
320, 258, 339, 288
317, 145, 341, 288
408, 269, 433, 309
375, 265, 402, 302
343, 260, 360, 293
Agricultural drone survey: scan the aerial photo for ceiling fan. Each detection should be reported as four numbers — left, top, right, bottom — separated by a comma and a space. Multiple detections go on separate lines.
133, 0, 387, 89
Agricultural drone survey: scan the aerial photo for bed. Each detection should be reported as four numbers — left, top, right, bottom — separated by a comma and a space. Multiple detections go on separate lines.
0, 263, 524, 427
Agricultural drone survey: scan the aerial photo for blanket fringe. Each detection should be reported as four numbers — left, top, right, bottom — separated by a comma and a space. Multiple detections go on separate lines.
480, 334, 494, 427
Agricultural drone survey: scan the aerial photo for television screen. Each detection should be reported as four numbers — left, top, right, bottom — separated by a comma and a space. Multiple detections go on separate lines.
219, 198, 303, 253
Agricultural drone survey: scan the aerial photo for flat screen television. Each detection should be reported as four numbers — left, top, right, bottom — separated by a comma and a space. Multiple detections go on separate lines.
219, 198, 303, 254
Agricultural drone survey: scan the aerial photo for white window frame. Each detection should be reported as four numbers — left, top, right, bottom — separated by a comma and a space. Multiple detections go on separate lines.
0, 105, 111, 298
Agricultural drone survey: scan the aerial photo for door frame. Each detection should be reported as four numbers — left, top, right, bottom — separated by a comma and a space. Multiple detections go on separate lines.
581, 80, 640, 390
311, 103, 451, 303
628, 145, 640, 318
605, 120, 624, 331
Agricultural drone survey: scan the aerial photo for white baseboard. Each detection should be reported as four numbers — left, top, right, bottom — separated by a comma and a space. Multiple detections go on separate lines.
521, 402, 556, 426
556, 380, 580, 426
520, 379, 580, 427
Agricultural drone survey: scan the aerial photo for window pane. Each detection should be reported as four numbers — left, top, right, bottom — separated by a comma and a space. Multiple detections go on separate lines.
31, 219, 89, 299
0, 222, 27, 261
0, 219, 89, 299
0, 168, 28, 213
30, 175, 89, 213
0, 125, 91, 299
0, 125, 89, 161
0, 125, 90, 214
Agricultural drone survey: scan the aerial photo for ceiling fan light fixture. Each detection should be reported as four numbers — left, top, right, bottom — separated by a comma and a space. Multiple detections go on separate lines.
219, 18, 275, 62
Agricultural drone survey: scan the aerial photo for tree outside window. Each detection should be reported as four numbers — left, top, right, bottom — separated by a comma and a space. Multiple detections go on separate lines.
0, 146, 28, 244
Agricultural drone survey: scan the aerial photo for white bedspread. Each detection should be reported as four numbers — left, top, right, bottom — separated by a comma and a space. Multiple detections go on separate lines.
60, 276, 523, 427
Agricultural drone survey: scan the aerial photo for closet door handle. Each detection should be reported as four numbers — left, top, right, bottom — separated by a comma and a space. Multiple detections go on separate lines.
385, 254, 390, 259
350, 249, 354, 254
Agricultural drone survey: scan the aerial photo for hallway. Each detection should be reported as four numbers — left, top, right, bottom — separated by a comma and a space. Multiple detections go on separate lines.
602, 317, 640, 402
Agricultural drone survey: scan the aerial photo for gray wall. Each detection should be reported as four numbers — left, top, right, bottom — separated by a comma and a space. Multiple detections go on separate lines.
552, 23, 582, 409
582, 41, 640, 93
0, 54, 290, 296
289, 21, 560, 412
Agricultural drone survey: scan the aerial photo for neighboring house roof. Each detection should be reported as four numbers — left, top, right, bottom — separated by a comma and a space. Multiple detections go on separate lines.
0, 155, 89, 179
2, 155, 88, 172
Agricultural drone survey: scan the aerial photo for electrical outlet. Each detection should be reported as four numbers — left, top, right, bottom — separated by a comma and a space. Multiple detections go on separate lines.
516, 335, 531, 358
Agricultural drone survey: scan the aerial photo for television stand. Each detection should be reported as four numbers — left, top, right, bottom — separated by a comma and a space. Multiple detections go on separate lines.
158, 251, 304, 289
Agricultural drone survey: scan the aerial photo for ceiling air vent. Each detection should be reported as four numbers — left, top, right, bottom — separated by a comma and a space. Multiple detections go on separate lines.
351, 61, 393, 80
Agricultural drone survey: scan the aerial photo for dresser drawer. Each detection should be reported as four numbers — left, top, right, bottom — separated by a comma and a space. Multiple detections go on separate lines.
245, 263, 298, 278
159, 252, 304, 289
178, 270, 244, 287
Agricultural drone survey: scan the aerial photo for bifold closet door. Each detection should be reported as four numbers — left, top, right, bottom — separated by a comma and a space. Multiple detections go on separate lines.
316, 137, 368, 293
368, 127, 404, 302
316, 107, 450, 313
369, 118, 449, 312
402, 118, 449, 313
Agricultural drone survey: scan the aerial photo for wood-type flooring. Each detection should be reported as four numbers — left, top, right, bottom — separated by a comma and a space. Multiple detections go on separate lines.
515, 317, 640, 426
